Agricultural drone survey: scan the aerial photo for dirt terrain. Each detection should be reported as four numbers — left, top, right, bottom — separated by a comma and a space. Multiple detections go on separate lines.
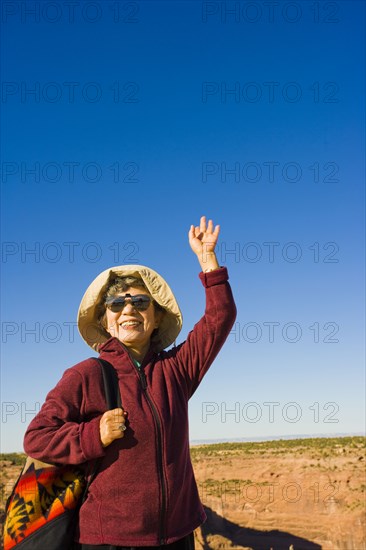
1, 437, 365, 550
191, 437, 365, 550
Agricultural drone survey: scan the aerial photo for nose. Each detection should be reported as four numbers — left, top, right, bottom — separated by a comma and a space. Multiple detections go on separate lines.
120, 299, 138, 313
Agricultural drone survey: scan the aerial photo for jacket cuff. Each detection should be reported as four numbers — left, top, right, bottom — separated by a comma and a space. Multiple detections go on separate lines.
199, 266, 229, 288
80, 416, 106, 461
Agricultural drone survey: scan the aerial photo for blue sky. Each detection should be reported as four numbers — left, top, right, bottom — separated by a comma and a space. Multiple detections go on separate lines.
1, 0, 365, 451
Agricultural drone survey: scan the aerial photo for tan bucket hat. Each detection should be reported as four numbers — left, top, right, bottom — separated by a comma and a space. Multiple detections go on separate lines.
77, 264, 183, 352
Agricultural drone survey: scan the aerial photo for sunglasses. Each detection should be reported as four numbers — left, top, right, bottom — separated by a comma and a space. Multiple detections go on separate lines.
105, 293, 153, 312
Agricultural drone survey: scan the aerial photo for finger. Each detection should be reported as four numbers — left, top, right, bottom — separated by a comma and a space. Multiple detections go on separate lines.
114, 422, 127, 437
111, 408, 124, 416
213, 224, 220, 238
189, 225, 197, 241
207, 219, 214, 233
112, 417, 124, 428
199, 216, 206, 234
114, 411, 128, 427
113, 422, 126, 433
108, 410, 124, 423
108, 415, 125, 428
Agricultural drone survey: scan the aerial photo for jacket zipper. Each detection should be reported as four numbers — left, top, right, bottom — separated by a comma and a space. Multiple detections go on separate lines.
135, 364, 167, 545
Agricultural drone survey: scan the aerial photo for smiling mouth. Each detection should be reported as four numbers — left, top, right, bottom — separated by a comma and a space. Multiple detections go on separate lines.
119, 321, 141, 328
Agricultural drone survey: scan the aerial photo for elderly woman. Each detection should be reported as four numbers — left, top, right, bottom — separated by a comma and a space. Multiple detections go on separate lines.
23, 217, 236, 550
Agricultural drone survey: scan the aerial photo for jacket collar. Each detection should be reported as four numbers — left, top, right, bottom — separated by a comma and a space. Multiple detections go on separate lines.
98, 337, 155, 369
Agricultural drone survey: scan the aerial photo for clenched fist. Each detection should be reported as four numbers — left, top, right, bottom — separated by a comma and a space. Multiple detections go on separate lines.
99, 408, 128, 448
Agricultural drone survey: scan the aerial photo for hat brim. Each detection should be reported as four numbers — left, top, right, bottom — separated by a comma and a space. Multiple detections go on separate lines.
77, 265, 183, 351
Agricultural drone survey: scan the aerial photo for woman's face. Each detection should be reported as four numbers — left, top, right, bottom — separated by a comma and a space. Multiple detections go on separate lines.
104, 287, 161, 353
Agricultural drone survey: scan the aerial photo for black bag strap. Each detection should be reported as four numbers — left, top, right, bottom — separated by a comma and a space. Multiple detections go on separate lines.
82, 358, 122, 497
96, 358, 122, 409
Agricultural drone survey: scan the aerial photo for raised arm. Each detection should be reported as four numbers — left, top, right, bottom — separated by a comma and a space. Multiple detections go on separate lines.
169, 216, 236, 397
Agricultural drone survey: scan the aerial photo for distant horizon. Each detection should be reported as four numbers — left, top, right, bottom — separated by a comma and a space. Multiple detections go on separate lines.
2, 432, 364, 454
190, 431, 365, 446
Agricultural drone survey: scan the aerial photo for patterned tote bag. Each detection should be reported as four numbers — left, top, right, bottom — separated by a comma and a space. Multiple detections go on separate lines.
3, 359, 121, 550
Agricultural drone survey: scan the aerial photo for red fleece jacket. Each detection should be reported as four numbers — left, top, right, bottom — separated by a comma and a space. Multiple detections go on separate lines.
23, 267, 236, 546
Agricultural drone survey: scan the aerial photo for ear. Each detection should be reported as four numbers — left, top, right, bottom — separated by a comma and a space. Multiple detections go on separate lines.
154, 309, 165, 328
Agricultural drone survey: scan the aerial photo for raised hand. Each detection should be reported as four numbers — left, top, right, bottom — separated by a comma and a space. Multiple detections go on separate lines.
188, 216, 220, 272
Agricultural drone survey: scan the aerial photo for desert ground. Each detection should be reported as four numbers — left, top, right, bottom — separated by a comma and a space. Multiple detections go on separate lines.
1, 437, 365, 550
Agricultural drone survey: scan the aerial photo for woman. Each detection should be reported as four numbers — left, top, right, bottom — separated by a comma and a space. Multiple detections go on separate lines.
23, 216, 236, 550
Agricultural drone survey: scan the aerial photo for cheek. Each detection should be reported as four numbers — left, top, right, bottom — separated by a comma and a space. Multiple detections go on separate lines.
105, 310, 118, 328
143, 312, 158, 330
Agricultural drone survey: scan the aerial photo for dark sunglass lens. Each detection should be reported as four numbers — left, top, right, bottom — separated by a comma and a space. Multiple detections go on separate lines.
132, 296, 151, 310
107, 298, 126, 312
106, 295, 151, 312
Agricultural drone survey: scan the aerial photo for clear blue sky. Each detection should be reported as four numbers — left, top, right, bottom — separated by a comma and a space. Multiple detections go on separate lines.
1, 1, 365, 451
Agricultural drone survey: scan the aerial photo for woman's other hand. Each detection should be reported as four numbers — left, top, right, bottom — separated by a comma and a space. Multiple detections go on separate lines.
99, 408, 128, 448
